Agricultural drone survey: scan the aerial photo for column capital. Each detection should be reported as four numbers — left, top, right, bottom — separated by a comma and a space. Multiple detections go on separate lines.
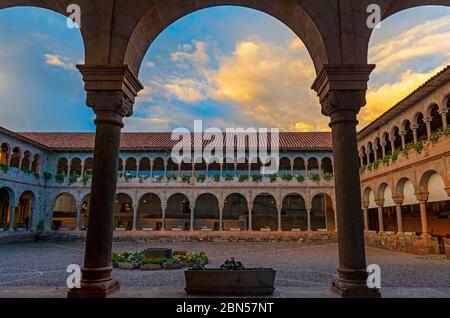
374, 199, 385, 208
312, 64, 375, 117
392, 195, 404, 205
361, 201, 369, 209
439, 108, 449, 115
410, 123, 419, 130
77, 64, 144, 120
415, 192, 429, 202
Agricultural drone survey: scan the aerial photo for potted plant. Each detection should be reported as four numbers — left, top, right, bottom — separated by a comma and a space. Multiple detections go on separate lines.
185, 258, 276, 295
112, 251, 143, 270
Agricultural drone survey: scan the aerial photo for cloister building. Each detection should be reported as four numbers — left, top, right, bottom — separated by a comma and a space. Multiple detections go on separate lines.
0, 130, 336, 234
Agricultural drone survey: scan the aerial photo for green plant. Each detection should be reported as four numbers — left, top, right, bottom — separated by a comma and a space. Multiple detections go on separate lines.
430, 132, 440, 144
220, 257, 244, 271
402, 144, 412, 159
296, 175, 305, 183
55, 173, 65, 184
124, 173, 132, 183
391, 149, 400, 162
412, 141, 424, 154
141, 257, 166, 265
68, 172, 78, 185
252, 174, 262, 183
323, 173, 333, 182
196, 175, 206, 183
224, 175, 234, 181
22, 168, 31, 174
309, 173, 321, 183
382, 156, 391, 166
0, 164, 8, 173
359, 165, 367, 174
181, 175, 191, 183
373, 160, 382, 170
212, 175, 221, 182
443, 125, 450, 136
33, 172, 40, 180
282, 174, 293, 182
82, 173, 91, 186
112, 252, 125, 263
167, 175, 177, 182
239, 175, 249, 182
155, 175, 163, 183
43, 171, 52, 181
269, 174, 278, 183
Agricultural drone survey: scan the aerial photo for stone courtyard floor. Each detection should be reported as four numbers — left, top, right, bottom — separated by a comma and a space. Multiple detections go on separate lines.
0, 241, 449, 298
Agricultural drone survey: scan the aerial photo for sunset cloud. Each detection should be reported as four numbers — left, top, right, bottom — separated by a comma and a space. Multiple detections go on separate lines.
44, 54, 75, 70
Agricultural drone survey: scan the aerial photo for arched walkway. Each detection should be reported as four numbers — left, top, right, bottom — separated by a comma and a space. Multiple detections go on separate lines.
281, 194, 307, 231
166, 193, 191, 231
311, 194, 331, 231
194, 193, 220, 231
52, 193, 77, 231
113, 193, 133, 231
137, 193, 162, 231
223, 193, 248, 231
0, 187, 13, 231
15, 191, 35, 231
252, 193, 277, 231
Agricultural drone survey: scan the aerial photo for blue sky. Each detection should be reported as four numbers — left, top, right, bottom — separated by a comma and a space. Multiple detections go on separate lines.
0, 5, 449, 132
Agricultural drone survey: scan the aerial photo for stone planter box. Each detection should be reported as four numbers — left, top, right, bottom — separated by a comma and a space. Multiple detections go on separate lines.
144, 248, 172, 260
117, 262, 139, 270
140, 263, 162, 271
185, 269, 276, 295
163, 262, 184, 270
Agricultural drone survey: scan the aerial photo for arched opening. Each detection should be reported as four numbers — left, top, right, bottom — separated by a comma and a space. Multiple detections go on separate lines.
367, 142, 375, 163
166, 158, 179, 178
0, 143, 9, 166
152, 158, 165, 177
113, 194, 133, 231
253, 193, 277, 231
321, 157, 333, 175
223, 193, 248, 231
208, 160, 221, 177
401, 120, 414, 146
118, 158, 124, 176
279, 157, 292, 176
9, 147, 21, 168
125, 158, 137, 177
70, 158, 82, 177
31, 154, 40, 174
364, 188, 379, 231
396, 177, 421, 234
414, 113, 428, 142
139, 158, 151, 177
223, 158, 236, 176
428, 104, 443, 133
311, 194, 331, 231
194, 159, 207, 177
84, 158, 94, 176
381, 133, 390, 157
374, 138, 382, 161
307, 157, 320, 175
236, 158, 249, 177
52, 193, 77, 231
293, 157, 306, 176
391, 126, 402, 151
166, 193, 191, 231
80, 194, 90, 230
57, 158, 69, 176
281, 194, 306, 231
180, 160, 193, 177
15, 191, 35, 231
20, 151, 31, 172
137, 193, 162, 231
194, 193, 220, 231
361, 146, 368, 165
377, 183, 397, 232
0, 188, 12, 231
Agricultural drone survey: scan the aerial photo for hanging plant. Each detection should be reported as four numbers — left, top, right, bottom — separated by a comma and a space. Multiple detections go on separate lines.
55, 173, 65, 184
323, 173, 333, 182
43, 171, 52, 182
252, 175, 262, 183
282, 174, 293, 182
167, 175, 177, 182
181, 175, 191, 183
269, 174, 278, 183
430, 132, 440, 144
296, 175, 305, 183
239, 175, 249, 183
359, 165, 367, 175
196, 175, 206, 183
68, 173, 78, 185
391, 149, 400, 162
412, 141, 424, 154
224, 175, 234, 181
33, 173, 40, 180
443, 125, 450, 136
382, 156, 391, 166
213, 175, 221, 182
0, 164, 9, 173
82, 173, 91, 186
309, 173, 321, 183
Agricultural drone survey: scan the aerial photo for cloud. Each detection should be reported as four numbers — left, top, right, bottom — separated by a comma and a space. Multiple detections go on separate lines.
359, 65, 447, 127
164, 78, 206, 103
370, 16, 450, 74
44, 54, 75, 70
170, 41, 210, 66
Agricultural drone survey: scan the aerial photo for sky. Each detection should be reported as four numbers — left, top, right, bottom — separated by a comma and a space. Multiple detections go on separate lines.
0, 5, 449, 133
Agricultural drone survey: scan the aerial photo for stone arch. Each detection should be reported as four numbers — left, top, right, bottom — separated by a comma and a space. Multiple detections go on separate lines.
139, 157, 151, 176
427, 103, 444, 132
113, 193, 133, 230
20, 150, 32, 172
70, 157, 82, 177
321, 157, 333, 175
281, 193, 307, 231
252, 192, 277, 231
166, 193, 191, 230
194, 193, 220, 231
413, 111, 428, 141
401, 119, 414, 145
311, 193, 334, 231
279, 157, 292, 175
84, 158, 94, 176
0, 187, 14, 230
15, 190, 36, 231
223, 193, 249, 231
57, 157, 69, 175
9, 146, 21, 168
152, 157, 165, 177
79, 193, 90, 230
0, 142, 10, 165
137, 193, 163, 231
52, 192, 77, 231
419, 170, 441, 193
122, 1, 328, 76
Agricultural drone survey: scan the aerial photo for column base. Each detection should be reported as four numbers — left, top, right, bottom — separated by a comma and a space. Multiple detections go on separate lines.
68, 278, 120, 299
331, 279, 381, 298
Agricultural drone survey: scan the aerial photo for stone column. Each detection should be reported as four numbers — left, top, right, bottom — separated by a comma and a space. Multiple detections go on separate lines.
440, 109, 448, 128
333, 205, 338, 232
8, 201, 17, 232
362, 202, 369, 232
248, 203, 253, 231
400, 132, 406, 150
307, 207, 312, 232
392, 196, 404, 233
190, 203, 195, 231
380, 141, 386, 158
375, 199, 385, 233
75, 203, 82, 231
219, 204, 224, 231
425, 118, 432, 141
389, 137, 396, 155
132, 203, 138, 232
68, 65, 143, 298
161, 204, 167, 231
373, 146, 378, 161
277, 204, 282, 232
411, 124, 419, 144
415, 192, 430, 236
312, 64, 379, 298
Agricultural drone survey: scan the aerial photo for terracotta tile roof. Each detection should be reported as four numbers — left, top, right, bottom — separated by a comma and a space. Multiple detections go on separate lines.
17, 132, 333, 152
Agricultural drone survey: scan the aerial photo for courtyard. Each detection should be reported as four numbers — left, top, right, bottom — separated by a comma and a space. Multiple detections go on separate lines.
0, 241, 449, 298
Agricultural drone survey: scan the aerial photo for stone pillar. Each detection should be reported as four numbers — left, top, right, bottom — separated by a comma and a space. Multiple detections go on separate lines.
415, 192, 429, 236
375, 199, 385, 233
400, 132, 406, 150
136, 161, 140, 178
380, 141, 386, 158
307, 207, 312, 232
425, 118, 432, 141
392, 196, 404, 233
75, 203, 82, 231
68, 65, 143, 298
219, 204, 224, 231
373, 146, 378, 161
312, 64, 379, 298
333, 205, 338, 232
411, 124, 419, 144
389, 137, 396, 155
8, 201, 17, 232
248, 203, 253, 231
277, 204, 282, 232
132, 203, 138, 231
161, 204, 167, 231
190, 203, 195, 231
440, 109, 448, 128
362, 202, 369, 232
